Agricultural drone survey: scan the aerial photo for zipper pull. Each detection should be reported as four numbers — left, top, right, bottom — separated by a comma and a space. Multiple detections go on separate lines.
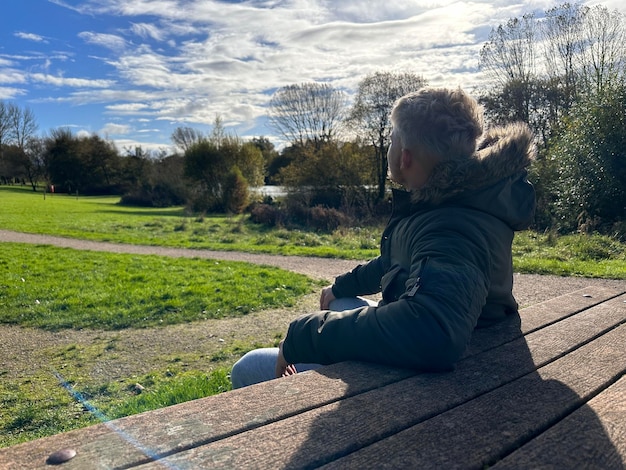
406, 277, 421, 297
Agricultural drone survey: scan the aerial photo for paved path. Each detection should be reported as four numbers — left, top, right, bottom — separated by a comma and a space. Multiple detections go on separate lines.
1, 229, 624, 307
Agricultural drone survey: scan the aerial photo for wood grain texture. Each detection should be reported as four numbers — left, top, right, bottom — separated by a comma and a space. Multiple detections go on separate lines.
319, 323, 626, 470
492, 375, 626, 469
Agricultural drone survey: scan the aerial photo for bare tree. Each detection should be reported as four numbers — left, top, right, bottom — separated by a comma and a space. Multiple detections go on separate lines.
479, 13, 538, 124
10, 105, 38, 151
269, 83, 347, 147
577, 5, 626, 95
171, 126, 205, 153
541, 3, 587, 111
349, 71, 427, 201
0, 102, 16, 164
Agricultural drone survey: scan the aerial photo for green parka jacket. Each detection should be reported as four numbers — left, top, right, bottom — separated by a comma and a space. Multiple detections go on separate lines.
283, 123, 536, 372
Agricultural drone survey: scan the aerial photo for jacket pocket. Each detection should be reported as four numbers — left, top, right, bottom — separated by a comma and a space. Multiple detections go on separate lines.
380, 264, 408, 302
402, 256, 430, 299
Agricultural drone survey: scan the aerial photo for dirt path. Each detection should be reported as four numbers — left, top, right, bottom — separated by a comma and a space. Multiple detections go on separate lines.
1, 229, 624, 384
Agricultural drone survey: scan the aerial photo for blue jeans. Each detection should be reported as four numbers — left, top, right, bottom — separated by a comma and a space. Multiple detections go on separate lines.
230, 297, 378, 389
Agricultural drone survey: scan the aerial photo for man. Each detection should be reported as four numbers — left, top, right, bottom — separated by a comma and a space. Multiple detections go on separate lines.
231, 87, 536, 388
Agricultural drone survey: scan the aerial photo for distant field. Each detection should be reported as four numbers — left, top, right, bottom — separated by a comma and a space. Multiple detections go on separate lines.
0, 186, 380, 259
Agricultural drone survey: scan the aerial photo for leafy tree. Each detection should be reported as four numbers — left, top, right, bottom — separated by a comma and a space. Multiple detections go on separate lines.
349, 71, 427, 201
44, 129, 122, 194
550, 85, 626, 233
251, 136, 281, 184
222, 166, 249, 214
44, 128, 83, 193
183, 128, 263, 212
278, 140, 375, 210
269, 83, 347, 147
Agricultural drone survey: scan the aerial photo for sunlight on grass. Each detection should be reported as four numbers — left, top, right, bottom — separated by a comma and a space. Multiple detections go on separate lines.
0, 243, 320, 330
0, 187, 380, 259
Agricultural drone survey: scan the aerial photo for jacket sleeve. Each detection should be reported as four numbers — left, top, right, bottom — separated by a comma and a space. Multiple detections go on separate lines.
331, 256, 385, 298
282, 220, 492, 372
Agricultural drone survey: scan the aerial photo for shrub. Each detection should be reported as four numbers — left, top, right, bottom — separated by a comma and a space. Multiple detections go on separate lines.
250, 203, 281, 226
308, 205, 351, 231
222, 167, 249, 214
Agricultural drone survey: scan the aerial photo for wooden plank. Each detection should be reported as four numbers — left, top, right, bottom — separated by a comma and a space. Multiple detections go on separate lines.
466, 285, 624, 356
319, 323, 626, 470
492, 375, 626, 469
0, 362, 414, 470
1, 288, 621, 469
131, 295, 626, 469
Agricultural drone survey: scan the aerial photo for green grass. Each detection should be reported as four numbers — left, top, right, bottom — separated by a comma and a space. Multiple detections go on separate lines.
0, 243, 320, 330
0, 364, 234, 448
2, 186, 625, 278
0, 334, 281, 448
513, 231, 626, 278
0, 186, 380, 259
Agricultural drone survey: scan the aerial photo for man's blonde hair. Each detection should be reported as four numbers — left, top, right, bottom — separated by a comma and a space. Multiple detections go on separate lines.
390, 87, 484, 160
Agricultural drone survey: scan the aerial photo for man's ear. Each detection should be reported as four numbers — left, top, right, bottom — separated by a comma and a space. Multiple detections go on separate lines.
400, 148, 413, 169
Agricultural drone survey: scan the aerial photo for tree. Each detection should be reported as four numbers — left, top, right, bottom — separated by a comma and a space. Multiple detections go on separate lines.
251, 136, 281, 184
577, 5, 626, 96
541, 3, 586, 112
183, 129, 264, 212
44, 128, 122, 194
478, 4, 626, 146
349, 71, 427, 201
479, 14, 538, 126
269, 83, 347, 146
45, 128, 82, 193
22, 137, 46, 191
10, 105, 38, 151
0, 101, 14, 158
550, 84, 626, 233
222, 166, 249, 214
171, 126, 204, 153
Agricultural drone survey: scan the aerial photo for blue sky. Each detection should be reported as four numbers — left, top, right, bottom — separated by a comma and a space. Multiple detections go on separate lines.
1, 0, 623, 153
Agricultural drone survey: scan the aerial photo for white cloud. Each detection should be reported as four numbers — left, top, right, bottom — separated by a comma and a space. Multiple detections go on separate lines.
14, 32, 48, 43
0, 87, 27, 100
30, 73, 116, 88
130, 23, 166, 41
100, 122, 131, 135
78, 31, 127, 51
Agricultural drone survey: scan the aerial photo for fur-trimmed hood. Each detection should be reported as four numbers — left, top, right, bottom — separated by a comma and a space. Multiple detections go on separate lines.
409, 122, 536, 230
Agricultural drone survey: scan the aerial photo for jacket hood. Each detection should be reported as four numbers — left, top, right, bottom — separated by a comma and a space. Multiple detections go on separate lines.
409, 122, 536, 229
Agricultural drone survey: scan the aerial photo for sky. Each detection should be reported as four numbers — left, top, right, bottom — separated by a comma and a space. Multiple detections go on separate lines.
1, 0, 624, 154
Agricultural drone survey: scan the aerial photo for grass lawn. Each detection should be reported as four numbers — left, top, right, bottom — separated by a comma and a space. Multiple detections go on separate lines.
0, 186, 380, 259
0, 243, 319, 330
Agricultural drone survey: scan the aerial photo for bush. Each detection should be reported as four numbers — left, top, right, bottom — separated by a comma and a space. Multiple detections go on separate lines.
222, 167, 249, 214
308, 205, 351, 231
250, 203, 281, 226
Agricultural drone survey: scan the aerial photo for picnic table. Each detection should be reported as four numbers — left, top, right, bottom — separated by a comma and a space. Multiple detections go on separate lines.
1, 285, 625, 469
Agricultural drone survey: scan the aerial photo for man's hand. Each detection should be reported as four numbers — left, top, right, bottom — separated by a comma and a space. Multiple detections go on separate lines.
275, 339, 297, 378
320, 285, 336, 310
